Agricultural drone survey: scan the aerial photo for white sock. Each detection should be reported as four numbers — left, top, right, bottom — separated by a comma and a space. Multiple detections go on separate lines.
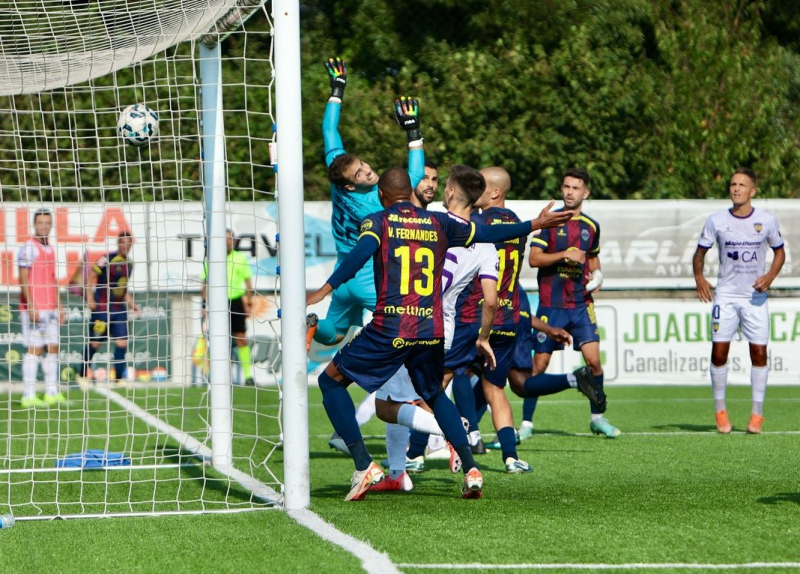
468, 429, 482, 446
385, 423, 410, 477
591, 413, 603, 422
751, 365, 768, 416
427, 434, 446, 451
22, 353, 40, 399
710, 363, 728, 413
355, 392, 377, 427
566, 373, 577, 388
43, 354, 59, 396
520, 420, 533, 430
397, 403, 443, 436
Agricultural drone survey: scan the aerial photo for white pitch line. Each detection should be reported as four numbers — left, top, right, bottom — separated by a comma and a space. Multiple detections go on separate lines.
288, 508, 401, 574
313, 430, 800, 440
397, 562, 800, 570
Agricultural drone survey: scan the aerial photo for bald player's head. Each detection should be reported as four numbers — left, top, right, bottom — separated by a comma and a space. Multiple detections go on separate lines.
480, 167, 511, 198
377, 167, 412, 207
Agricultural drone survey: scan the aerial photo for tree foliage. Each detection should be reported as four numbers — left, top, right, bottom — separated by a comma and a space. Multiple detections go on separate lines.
1, 0, 799, 202
300, 0, 800, 200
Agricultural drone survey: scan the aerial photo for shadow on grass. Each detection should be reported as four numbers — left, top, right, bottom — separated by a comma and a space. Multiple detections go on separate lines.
160, 445, 270, 505
757, 492, 800, 506
652, 423, 716, 432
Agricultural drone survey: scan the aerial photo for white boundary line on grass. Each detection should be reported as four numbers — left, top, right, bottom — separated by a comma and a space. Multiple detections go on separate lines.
397, 562, 800, 570
289, 509, 401, 574
98, 388, 399, 574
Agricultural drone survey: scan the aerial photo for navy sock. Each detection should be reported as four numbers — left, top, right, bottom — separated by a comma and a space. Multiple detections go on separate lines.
427, 391, 477, 471
455, 444, 478, 473
407, 430, 428, 459
498, 426, 517, 461
523, 373, 571, 397
522, 397, 538, 423
474, 381, 488, 425
318, 371, 365, 465
112, 346, 127, 380
452, 373, 478, 432
81, 345, 98, 377
591, 372, 605, 415
347, 439, 372, 472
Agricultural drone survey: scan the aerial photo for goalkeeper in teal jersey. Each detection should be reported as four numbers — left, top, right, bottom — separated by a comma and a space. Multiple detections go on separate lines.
311, 57, 425, 346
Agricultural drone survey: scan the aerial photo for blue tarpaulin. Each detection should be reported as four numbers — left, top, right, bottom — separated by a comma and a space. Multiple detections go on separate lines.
56, 450, 131, 469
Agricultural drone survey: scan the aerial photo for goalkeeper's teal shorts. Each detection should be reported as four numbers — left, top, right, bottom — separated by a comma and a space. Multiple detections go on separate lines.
325, 263, 376, 337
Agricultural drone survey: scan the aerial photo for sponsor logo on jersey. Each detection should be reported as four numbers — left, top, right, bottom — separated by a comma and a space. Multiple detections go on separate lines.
392, 338, 441, 349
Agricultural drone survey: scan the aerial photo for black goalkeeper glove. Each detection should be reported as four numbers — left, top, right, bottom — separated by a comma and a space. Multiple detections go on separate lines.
325, 57, 347, 100
395, 96, 421, 143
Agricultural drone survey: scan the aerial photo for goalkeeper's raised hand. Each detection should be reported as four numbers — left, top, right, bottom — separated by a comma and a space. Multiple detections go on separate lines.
395, 96, 422, 143
325, 57, 347, 100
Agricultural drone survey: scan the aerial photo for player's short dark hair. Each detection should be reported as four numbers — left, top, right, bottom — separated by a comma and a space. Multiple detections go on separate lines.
563, 168, 590, 187
449, 164, 486, 204
327, 153, 359, 186
378, 167, 412, 198
118, 230, 132, 239
731, 167, 757, 186
32, 208, 52, 223
424, 159, 438, 171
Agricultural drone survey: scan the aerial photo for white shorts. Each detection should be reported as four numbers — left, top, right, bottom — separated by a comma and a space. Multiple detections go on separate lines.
21, 310, 60, 348
375, 365, 421, 403
711, 298, 769, 345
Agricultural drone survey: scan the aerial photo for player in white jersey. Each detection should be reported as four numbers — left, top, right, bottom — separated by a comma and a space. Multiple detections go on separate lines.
693, 168, 785, 434
18, 209, 66, 408
370, 165, 500, 492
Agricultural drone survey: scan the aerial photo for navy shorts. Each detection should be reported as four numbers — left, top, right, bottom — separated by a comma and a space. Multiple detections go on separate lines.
90, 309, 129, 341
333, 323, 444, 402
444, 321, 480, 374
532, 304, 599, 353
510, 309, 534, 371
483, 327, 517, 388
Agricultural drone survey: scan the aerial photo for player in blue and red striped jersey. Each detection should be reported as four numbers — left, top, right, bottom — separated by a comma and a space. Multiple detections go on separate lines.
80, 231, 140, 385
313, 58, 426, 455
306, 166, 573, 501
517, 168, 621, 438
447, 167, 586, 472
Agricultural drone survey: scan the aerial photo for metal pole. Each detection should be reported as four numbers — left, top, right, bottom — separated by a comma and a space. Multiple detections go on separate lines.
274, 0, 309, 510
199, 41, 233, 472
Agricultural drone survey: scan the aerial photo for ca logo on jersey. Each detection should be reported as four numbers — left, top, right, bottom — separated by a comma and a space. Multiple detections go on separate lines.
753, 223, 763, 233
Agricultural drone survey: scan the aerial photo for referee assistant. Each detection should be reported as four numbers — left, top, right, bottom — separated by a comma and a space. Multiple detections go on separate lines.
201, 229, 255, 386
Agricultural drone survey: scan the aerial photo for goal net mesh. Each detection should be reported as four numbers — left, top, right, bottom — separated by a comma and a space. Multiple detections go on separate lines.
0, 0, 284, 518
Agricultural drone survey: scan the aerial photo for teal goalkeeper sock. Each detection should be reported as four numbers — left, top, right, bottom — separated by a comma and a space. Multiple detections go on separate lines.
313, 319, 339, 345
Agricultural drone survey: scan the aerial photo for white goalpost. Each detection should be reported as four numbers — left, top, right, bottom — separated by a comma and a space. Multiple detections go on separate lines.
0, 0, 309, 519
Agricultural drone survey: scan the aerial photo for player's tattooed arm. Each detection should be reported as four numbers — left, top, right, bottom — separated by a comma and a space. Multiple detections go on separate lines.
531, 317, 571, 346
692, 246, 713, 303
475, 277, 498, 370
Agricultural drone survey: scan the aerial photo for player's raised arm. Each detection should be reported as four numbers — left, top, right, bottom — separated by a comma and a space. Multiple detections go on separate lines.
395, 97, 425, 189
323, 57, 347, 167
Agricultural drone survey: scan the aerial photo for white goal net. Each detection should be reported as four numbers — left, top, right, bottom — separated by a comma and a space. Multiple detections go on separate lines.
0, 0, 287, 519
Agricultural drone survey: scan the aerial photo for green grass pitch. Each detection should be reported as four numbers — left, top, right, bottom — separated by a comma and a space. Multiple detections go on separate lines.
1, 384, 799, 573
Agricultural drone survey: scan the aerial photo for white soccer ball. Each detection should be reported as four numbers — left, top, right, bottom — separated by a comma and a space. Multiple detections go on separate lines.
117, 103, 159, 147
